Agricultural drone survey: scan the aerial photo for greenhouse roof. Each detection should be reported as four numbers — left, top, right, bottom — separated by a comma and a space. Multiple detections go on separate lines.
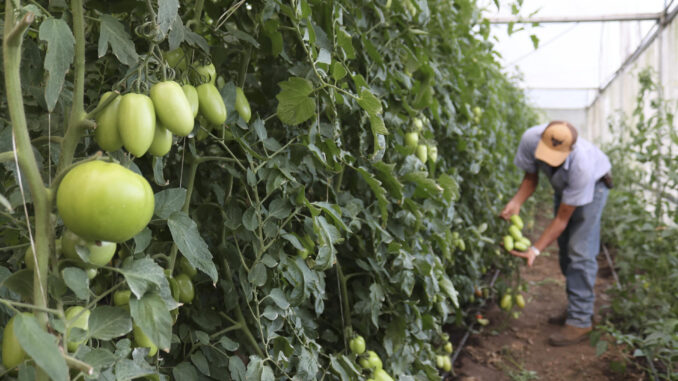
482, 0, 677, 110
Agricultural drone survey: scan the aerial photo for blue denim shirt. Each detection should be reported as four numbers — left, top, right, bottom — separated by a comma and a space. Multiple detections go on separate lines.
514, 124, 611, 206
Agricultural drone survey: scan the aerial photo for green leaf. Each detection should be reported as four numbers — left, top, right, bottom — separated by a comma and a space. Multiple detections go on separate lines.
276, 77, 316, 125
1, 269, 33, 300
248, 262, 267, 287
130, 293, 172, 352
173, 362, 199, 381
311, 202, 349, 232
313, 215, 343, 269
61, 267, 89, 300
402, 171, 443, 198
120, 257, 179, 310
88, 306, 132, 340
191, 351, 210, 376
355, 167, 389, 225
439, 276, 459, 308
218, 336, 240, 351
268, 288, 290, 309
168, 211, 218, 282
268, 198, 291, 219
98, 14, 139, 66
337, 28, 355, 59
297, 348, 319, 378
38, 18, 74, 112
81, 348, 117, 370
245, 357, 275, 381
14, 314, 69, 381
229, 356, 246, 381
357, 89, 383, 119
114, 358, 156, 380
438, 174, 460, 202
157, 0, 179, 37
373, 161, 404, 200
331, 62, 347, 81
154, 188, 187, 219
133, 227, 152, 254
242, 207, 258, 231
530, 34, 540, 49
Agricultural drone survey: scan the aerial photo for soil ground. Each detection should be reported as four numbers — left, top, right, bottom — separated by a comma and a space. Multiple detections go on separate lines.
447, 214, 647, 381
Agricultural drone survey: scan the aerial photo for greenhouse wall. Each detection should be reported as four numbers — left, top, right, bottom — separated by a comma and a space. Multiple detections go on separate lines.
586, 15, 678, 144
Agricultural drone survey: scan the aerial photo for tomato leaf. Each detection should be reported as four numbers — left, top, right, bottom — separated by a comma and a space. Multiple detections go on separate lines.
154, 188, 188, 219
81, 348, 117, 370
168, 212, 219, 282
0, 269, 33, 300
89, 306, 133, 340
276, 77, 316, 126
130, 293, 172, 352
62, 267, 89, 300
114, 358, 156, 380
38, 18, 74, 112
355, 167, 389, 225
14, 314, 69, 381
98, 14, 139, 66
156, 0, 179, 37
120, 257, 179, 310
172, 362, 199, 381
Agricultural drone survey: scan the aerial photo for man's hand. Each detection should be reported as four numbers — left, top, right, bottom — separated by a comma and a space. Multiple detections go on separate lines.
500, 200, 521, 220
508, 247, 538, 267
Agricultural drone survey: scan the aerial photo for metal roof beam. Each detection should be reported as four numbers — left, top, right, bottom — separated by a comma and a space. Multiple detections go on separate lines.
487, 13, 662, 24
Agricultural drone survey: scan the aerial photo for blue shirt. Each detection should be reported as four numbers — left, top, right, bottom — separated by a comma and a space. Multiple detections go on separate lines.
514, 124, 611, 206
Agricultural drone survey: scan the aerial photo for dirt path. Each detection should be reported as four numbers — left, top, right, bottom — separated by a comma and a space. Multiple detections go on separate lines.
448, 224, 645, 380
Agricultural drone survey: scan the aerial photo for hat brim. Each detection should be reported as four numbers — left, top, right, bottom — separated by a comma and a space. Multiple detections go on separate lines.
535, 140, 569, 166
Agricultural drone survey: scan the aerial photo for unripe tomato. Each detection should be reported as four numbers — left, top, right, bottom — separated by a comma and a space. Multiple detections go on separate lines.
86, 268, 98, 279
444, 341, 453, 354
298, 248, 309, 259
182, 84, 199, 118
61, 230, 117, 267
500, 293, 513, 310
359, 357, 370, 369
175, 273, 195, 303
349, 335, 366, 355
514, 241, 528, 252
442, 355, 452, 371
373, 369, 394, 381
436, 355, 445, 369
515, 293, 526, 309
365, 350, 382, 369
519, 237, 531, 247
412, 117, 424, 132
429, 145, 438, 162
94, 92, 123, 151
56, 161, 154, 243
508, 225, 523, 240
2, 314, 27, 369
510, 214, 524, 229
192, 63, 216, 85
197, 83, 227, 126
150, 81, 194, 136
168, 277, 180, 301
148, 124, 173, 157
503, 235, 514, 251
118, 93, 156, 157
113, 290, 131, 306
24, 246, 36, 270
133, 324, 158, 356
177, 256, 197, 278
235, 87, 251, 123
404, 131, 419, 148
65, 306, 90, 352
163, 48, 187, 71
416, 144, 428, 163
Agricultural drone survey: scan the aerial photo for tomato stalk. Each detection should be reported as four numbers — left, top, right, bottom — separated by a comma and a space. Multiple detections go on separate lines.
335, 259, 353, 347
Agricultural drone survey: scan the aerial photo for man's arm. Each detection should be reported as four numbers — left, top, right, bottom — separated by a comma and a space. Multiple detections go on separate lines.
500, 172, 538, 220
509, 202, 576, 266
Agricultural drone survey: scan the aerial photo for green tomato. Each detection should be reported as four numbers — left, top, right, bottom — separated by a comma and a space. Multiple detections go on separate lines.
412, 117, 424, 132
118, 93, 156, 157
416, 144, 428, 163
24, 246, 36, 271
373, 369, 394, 381
182, 84, 199, 118
61, 230, 117, 267
365, 350, 382, 369
163, 48, 187, 71
192, 63, 217, 85
150, 81, 194, 137
508, 225, 523, 240
177, 256, 198, 278
510, 214, 524, 229
515, 293, 526, 309
428, 145, 438, 162
168, 277, 181, 301
436, 355, 445, 369
113, 290, 131, 306
235, 87, 252, 123
442, 355, 452, 371
86, 268, 98, 279
349, 335, 366, 355
133, 324, 158, 356
297, 248, 309, 259
197, 83, 227, 126
444, 341, 453, 354
514, 241, 528, 252
404, 131, 419, 148
147, 124, 173, 157
519, 237, 531, 247
175, 273, 195, 303
2, 314, 27, 369
56, 161, 155, 243
65, 306, 90, 352
503, 235, 514, 251
500, 293, 513, 310
94, 92, 123, 152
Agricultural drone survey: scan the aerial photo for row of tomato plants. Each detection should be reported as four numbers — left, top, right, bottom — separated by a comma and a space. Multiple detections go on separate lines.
0, 0, 537, 379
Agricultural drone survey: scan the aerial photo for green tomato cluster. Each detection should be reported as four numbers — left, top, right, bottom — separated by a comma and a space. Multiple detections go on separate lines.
502, 214, 530, 252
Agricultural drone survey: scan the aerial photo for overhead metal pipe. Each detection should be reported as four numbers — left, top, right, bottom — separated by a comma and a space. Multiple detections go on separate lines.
487, 13, 662, 24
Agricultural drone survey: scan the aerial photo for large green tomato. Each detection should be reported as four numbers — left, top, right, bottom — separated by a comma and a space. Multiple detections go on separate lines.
150, 81, 194, 136
365, 350, 382, 369
61, 230, 117, 267
133, 324, 158, 356
147, 124, 173, 157
2, 314, 27, 369
94, 92, 123, 152
404, 131, 419, 148
192, 63, 216, 85
197, 83, 227, 126
349, 335, 366, 355
373, 369, 394, 381
182, 84, 199, 118
428, 145, 438, 162
175, 273, 195, 303
235, 87, 251, 123
118, 93, 156, 157
416, 144, 428, 163
56, 161, 154, 243
65, 306, 90, 352
412, 117, 424, 132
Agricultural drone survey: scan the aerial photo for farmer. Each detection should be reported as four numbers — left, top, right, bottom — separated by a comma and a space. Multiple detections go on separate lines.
500, 121, 612, 346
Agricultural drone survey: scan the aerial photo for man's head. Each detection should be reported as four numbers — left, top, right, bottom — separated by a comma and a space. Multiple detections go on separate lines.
535, 121, 578, 167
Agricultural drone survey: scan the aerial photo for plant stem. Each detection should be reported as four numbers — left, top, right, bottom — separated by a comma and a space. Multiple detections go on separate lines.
335, 259, 352, 348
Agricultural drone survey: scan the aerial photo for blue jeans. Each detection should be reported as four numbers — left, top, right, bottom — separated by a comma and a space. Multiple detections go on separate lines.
554, 180, 609, 328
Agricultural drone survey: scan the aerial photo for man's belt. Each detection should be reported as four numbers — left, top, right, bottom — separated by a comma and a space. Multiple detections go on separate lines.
600, 172, 613, 189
